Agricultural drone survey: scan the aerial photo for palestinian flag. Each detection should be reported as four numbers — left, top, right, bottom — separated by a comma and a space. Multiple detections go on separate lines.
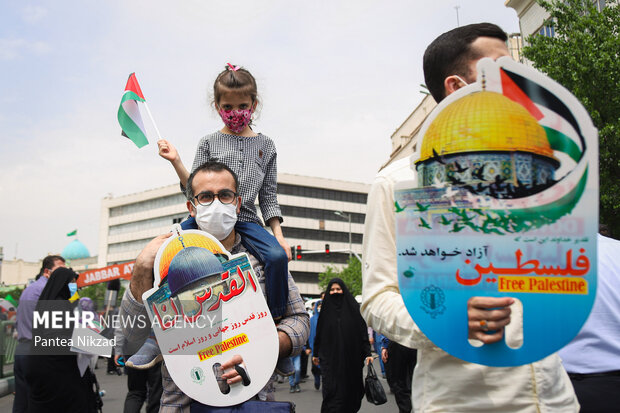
118, 73, 149, 148
478, 62, 595, 229
499, 67, 585, 163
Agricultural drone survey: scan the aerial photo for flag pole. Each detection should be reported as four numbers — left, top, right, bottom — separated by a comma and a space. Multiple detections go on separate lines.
142, 101, 163, 141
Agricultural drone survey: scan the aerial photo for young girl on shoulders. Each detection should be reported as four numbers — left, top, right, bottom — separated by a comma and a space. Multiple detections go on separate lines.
158, 63, 291, 318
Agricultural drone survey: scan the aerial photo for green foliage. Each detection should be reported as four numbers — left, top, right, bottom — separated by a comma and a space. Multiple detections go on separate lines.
522, 0, 620, 236
318, 257, 362, 297
0, 286, 25, 302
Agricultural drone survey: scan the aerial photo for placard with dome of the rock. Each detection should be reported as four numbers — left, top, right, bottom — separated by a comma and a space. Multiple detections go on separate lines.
394, 57, 598, 367
142, 225, 279, 406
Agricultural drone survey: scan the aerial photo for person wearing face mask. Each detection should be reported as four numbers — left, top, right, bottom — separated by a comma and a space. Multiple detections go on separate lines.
67, 278, 78, 299
118, 161, 309, 411
361, 23, 579, 412
312, 279, 373, 413
27, 267, 101, 412
157, 63, 291, 324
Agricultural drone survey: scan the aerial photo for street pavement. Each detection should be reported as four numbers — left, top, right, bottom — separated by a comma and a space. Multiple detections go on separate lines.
0, 357, 398, 412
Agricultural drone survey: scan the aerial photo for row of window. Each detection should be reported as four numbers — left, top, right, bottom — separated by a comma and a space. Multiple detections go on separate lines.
278, 184, 368, 204
535, 1, 609, 40
290, 271, 320, 285
108, 238, 151, 255
108, 213, 188, 236
109, 205, 363, 238
109, 193, 186, 218
109, 184, 367, 219
292, 252, 351, 264
284, 227, 363, 244
280, 205, 365, 224
538, 24, 555, 37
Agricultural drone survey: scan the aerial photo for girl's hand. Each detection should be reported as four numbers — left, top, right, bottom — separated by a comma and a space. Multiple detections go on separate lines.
365, 356, 374, 366
312, 357, 319, 366
276, 234, 292, 261
158, 139, 179, 163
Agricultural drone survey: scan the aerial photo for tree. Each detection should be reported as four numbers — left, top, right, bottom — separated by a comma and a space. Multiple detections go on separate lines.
318, 257, 362, 297
522, 0, 620, 237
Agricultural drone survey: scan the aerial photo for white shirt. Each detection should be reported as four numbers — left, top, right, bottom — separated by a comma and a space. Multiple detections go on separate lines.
559, 234, 620, 373
361, 158, 579, 412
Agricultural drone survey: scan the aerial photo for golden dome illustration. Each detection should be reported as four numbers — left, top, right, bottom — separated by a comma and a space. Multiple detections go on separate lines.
417, 91, 555, 164
158, 233, 226, 281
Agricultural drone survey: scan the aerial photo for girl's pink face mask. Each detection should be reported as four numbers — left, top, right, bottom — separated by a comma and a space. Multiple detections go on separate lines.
218, 107, 253, 134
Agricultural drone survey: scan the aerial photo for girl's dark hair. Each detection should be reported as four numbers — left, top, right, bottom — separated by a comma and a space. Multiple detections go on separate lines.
213, 64, 258, 106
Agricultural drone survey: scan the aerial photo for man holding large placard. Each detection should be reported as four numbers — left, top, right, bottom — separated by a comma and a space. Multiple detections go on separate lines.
119, 161, 309, 410
362, 23, 579, 412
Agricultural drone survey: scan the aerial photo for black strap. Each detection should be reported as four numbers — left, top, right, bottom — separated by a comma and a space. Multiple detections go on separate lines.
367, 361, 378, 379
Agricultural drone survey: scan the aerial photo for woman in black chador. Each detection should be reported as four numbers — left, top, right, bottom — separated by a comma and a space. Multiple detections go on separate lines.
27, 267, 100, 412
312, 278, 373, 413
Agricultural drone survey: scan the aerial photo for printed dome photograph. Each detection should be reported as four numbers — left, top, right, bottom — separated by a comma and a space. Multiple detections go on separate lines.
416, 91, 560, 199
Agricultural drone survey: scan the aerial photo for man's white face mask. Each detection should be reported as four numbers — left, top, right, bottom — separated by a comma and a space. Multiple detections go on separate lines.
195, 201, 237, 240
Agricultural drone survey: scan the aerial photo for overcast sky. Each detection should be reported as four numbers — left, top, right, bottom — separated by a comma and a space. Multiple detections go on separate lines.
0, 1, 519, 263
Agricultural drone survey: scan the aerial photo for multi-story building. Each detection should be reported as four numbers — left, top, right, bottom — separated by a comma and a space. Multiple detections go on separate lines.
505, 0, 608, 40
98, 173, 369, 296
382, 94, 436, 171
506, 0, 554, 41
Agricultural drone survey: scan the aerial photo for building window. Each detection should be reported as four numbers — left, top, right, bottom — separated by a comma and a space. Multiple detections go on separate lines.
108, 214, 187, 236
538, 23, 555, 38
280, 205, 365, 224
108, 238, 152, 255
285, 227, 363, 244
109, 193, 186, 218
293, 252, 350, 264
593, 0, 606, 12
277, 184, 367, 204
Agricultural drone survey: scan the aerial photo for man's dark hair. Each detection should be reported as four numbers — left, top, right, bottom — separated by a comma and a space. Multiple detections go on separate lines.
36, 255, 65, 280
423, 23, 507, 103
185, 161, 240, 201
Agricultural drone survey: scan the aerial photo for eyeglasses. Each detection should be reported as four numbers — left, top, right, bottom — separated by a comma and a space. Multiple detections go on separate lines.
192, 189, 238, 206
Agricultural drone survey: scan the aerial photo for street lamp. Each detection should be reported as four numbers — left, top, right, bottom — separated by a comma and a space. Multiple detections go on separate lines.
334, 210, 352, 258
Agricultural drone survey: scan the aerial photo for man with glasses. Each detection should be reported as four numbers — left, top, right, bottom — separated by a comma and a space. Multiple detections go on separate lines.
119, 161, 309, 411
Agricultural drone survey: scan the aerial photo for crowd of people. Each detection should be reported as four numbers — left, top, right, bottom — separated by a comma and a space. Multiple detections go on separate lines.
7, 20, 618, 413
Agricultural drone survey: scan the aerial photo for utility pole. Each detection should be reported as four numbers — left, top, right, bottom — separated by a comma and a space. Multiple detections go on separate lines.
454, 5, 461, 27
334, 211, 352, 258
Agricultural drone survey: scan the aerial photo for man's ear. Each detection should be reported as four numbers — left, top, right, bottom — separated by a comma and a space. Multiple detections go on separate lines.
444, 75, 466, 97
187, 200, 197, 217
236, 196, 242, 214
